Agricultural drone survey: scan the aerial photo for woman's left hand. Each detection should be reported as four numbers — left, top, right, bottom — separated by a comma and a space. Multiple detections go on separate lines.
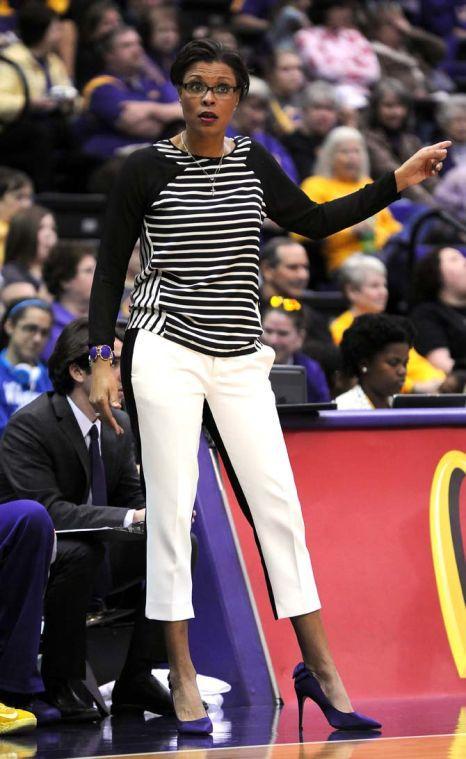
394, 141, 452, 191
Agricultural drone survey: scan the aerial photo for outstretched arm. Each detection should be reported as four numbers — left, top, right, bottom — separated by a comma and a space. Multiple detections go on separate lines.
249, 140, 451, 240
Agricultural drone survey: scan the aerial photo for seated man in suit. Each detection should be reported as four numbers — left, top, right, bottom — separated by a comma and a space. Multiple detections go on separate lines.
0, 318, 176, 722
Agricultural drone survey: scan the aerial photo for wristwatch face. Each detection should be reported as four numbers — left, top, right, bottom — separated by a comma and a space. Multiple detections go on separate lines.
89, 345, 112, 361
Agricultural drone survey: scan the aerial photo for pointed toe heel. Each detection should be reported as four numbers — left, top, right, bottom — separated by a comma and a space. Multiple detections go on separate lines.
292, 662, 381, 732
176, 715, 213, 735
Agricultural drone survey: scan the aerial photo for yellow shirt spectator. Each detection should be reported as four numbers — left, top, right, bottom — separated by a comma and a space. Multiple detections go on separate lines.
299, 175, 401, 272
0, 41, 72, 123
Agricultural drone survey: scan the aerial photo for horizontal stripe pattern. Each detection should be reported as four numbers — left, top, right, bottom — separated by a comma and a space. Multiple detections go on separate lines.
127, 136, 266, 356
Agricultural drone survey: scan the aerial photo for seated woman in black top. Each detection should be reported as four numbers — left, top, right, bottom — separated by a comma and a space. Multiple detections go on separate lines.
410, 246, 466, 373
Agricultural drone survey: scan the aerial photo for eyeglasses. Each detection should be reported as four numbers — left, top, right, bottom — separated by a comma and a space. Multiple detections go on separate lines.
269, 296, 302, 312
19, 323, 50, 337
181, 80, 241, 98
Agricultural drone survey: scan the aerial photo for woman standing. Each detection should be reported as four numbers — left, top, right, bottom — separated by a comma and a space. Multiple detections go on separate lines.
88, 39, 450, 734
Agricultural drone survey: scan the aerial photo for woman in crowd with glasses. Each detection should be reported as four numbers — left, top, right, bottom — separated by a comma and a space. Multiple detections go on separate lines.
88, 39, 450, 735
0, 298, 52, 435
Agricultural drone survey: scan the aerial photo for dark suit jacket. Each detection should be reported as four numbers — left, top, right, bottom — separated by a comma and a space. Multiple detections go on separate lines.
0, 392, 145, 530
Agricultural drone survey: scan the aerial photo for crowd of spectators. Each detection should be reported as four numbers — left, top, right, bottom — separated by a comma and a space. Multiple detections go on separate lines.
2, 0, 466, 735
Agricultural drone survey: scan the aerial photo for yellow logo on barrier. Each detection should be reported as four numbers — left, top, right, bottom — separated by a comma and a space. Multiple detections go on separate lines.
430, 451, 466, 678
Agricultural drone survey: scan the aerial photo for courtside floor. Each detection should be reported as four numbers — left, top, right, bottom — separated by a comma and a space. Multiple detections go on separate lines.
1, 696, 464, 759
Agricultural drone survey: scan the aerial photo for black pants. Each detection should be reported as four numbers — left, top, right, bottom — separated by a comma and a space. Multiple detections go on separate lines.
41, 535, 198, 682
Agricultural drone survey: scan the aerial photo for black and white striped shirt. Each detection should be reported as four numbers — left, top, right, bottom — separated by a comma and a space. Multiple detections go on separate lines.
90, 136, 398, 356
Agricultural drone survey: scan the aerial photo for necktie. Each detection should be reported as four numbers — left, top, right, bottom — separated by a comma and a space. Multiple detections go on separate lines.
89, 424, 107, 505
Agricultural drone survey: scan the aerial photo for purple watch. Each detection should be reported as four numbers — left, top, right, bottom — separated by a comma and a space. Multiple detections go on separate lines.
89, 344, 114, 363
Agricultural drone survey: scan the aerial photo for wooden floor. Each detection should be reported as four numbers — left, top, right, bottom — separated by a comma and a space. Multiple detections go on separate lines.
94, 733, 466, 759
0, 699, 464, 759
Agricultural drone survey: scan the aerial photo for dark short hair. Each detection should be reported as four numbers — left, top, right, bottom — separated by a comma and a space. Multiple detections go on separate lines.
411, 247, 444, 303
43, 240, 96, 298
340, 313, 414, 377
48, 317, 91, 395
18, 0, 57, 48
260, 236, 304, 269
0, 166, 32, 198
4, 205, 53, 268
170, 39, 250, 100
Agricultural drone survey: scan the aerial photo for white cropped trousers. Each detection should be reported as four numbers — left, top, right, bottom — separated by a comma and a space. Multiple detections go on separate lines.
130, 329, 321, 621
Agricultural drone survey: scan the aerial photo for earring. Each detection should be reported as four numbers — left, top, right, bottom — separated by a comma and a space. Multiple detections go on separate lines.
361, 366, 368, 373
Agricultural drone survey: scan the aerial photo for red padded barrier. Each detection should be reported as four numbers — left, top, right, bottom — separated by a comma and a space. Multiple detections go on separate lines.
222, 425, 466, 704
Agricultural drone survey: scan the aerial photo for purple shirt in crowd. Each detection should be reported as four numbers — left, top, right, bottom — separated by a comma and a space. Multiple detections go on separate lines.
293, 352, 331, 403
76, 73, 178, 159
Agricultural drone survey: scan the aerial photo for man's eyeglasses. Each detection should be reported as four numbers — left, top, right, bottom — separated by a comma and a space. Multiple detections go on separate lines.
269, 296, 302, 312
19, 323, 50, 338
181, 81, 241, 98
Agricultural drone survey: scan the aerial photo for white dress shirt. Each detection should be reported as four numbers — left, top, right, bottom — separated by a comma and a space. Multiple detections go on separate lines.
66, 396, 134, 526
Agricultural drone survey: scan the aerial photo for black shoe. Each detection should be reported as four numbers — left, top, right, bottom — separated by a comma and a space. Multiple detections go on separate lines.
43, 679, 101, 723
111, 673, 175, 716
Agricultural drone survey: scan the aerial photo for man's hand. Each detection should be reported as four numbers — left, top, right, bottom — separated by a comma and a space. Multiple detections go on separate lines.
89, 359, 124, 436
133, 508, 146, 523
395, 141, 452, 191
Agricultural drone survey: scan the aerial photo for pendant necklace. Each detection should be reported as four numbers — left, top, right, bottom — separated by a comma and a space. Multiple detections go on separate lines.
181, 132, 225, 196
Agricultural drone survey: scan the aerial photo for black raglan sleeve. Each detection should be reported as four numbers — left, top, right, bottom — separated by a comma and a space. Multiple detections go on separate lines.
89, 147, 178, 347
247, 140, 400, 240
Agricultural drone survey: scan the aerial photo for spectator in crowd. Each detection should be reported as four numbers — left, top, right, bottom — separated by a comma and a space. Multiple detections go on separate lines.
410, 246, 466, 373
330, 253, 446, 393
0, 168, 34, 266
141, 6, 181, 86
77, 25, 182, 161
0, 499, 60, 727
261, 301, 331, 402
0, 298, 52, 434
367, 2, 449, 102
436, 94, 466, 174
260, 236, 332, 344
280, 81, 339, 182
75, 0, 123, 90
295, 0, 380, 109
265, 48, 306, 133
0, 282, 37, 311
41, 240, 96, 360
299, 127, 401, 274
229, 75, 299, 181
206, 24, 240, 51
364, 78, 437, 207
433, 163, 466, 223
0, 1, 79, 191
336, 313, 412, 409
0, 319, 175, 722
232, 0, 278, 38
267, 0, 311, 49
3, 205, 57, 293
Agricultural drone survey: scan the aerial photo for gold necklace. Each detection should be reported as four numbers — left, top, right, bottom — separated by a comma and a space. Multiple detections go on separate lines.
180, 132, 225, 196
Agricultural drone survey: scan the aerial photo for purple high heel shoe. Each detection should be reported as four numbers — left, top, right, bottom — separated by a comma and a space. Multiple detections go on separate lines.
293, 663, 382, 732
168, 676, 213, 735
175, 714, 213, 735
